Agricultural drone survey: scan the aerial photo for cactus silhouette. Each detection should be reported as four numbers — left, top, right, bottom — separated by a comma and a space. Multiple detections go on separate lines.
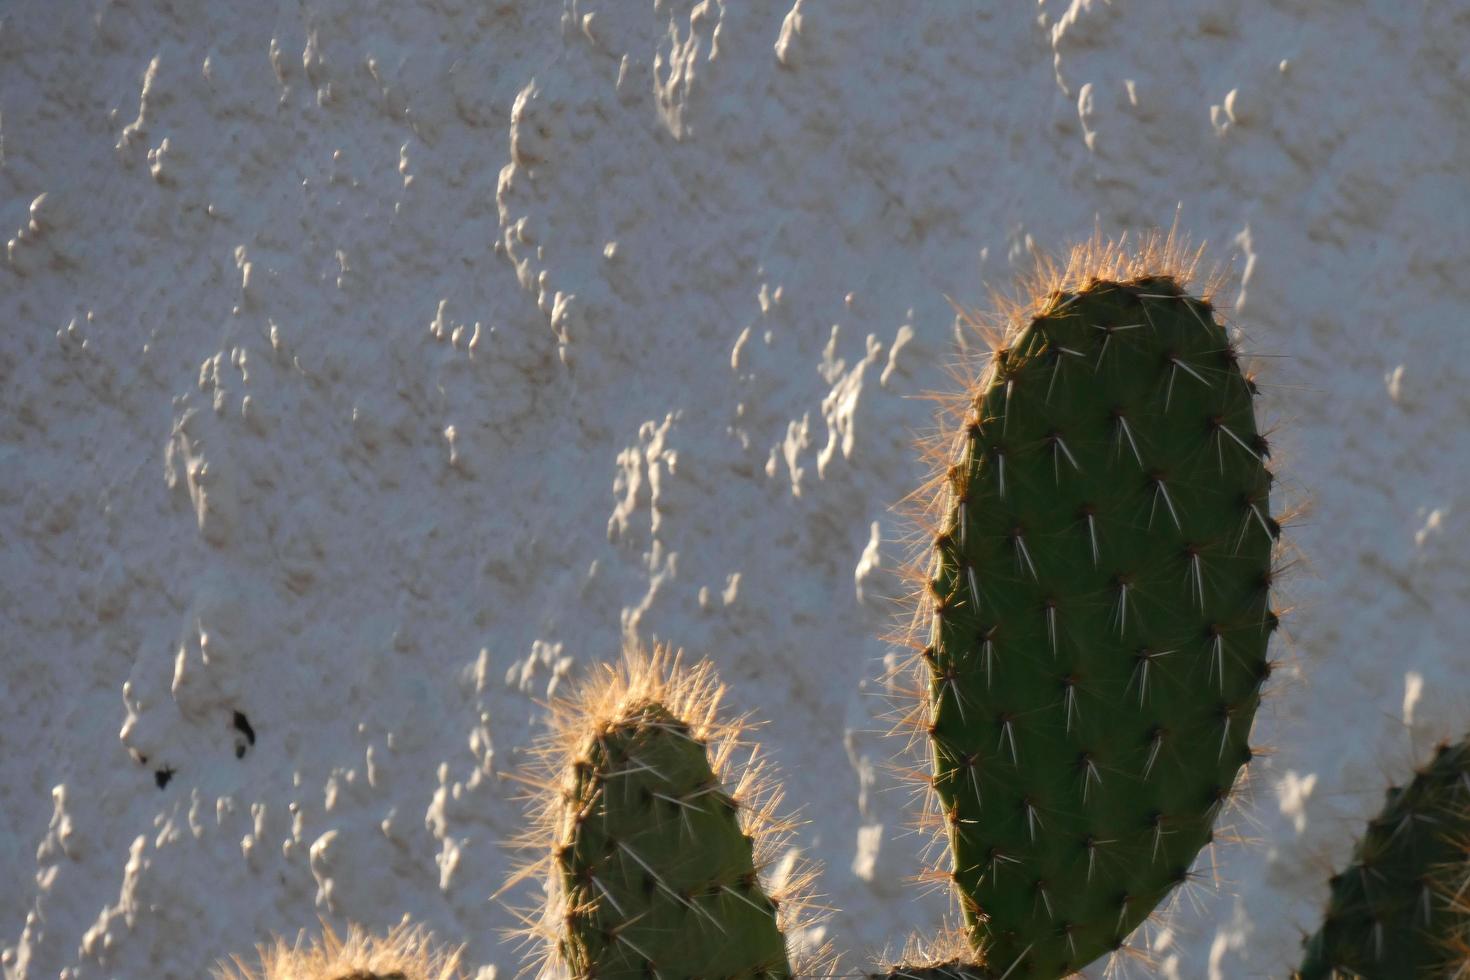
894, 232, 1283, 978
502, 644, 824, 980
1296, 735, 1470, 979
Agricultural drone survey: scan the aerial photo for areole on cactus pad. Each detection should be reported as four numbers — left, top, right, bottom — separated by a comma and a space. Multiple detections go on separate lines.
898, 232, 1286, 978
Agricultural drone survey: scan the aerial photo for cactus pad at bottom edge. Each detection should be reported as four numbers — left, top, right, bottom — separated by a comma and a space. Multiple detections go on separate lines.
557, 698, 791, 979
506, 645, 819, 980
213, 920, 463, 980
868, 961, 993, 980
867, 930, 996, 980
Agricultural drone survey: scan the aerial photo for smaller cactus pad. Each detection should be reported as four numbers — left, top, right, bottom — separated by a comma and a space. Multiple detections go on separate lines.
506, 646, 813, 980
556, 699, 792, 979
1297, 736, 1470, 979
867, 962, 993, 980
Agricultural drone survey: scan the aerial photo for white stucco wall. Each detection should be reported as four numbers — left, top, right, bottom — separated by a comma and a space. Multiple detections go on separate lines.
2, 0, 1468, 976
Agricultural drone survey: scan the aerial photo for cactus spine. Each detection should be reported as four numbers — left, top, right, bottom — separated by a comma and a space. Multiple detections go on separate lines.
1297, 735, 1470, 979
904, 234, 1281, 978
504, 645, 820, 980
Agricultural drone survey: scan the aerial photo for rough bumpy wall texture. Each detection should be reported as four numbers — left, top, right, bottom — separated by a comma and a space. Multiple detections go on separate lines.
1, 1, 1468, 978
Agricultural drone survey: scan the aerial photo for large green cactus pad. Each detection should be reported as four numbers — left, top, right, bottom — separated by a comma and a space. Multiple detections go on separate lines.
1297, 736, 1470, 979
926, 276, 1277, 977
557, 700, 792, 980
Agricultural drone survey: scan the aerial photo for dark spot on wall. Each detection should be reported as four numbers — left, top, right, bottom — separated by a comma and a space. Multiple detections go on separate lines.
233, 709, 256, 758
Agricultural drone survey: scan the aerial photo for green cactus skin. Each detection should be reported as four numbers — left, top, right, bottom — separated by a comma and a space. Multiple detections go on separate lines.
923, 274, 1278, 977
1296, 736, 1470, 980
556, 698, 792, 980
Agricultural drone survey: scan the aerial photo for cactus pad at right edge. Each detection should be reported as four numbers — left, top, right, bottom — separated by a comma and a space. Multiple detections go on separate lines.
919, 251, 1279, 977
1297, 736, 1470, 979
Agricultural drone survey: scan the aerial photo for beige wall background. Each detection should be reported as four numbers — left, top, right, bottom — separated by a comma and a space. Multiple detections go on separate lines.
2, 1, 1467, 976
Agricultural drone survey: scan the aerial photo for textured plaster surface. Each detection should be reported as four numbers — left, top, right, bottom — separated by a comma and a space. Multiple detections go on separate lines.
1, 0, 1467, 977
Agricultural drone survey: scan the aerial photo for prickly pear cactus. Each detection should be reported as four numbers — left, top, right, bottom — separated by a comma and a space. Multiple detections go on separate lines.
1297, 736, 1470, 979
507, 646, 816, 980
212, 920, 462, 980
913, 238, 1280, 977
868, 932, 994, 980
556, 698, 790, 979
868, 962, 992, 980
